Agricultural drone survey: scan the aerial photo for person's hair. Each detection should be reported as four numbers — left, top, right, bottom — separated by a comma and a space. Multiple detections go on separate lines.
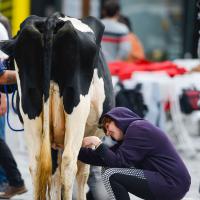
100, 116, 113, 133
102, 0, 120, 18
118, 15, 133, 32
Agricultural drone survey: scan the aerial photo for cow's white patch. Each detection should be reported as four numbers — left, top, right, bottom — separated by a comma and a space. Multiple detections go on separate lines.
58, 16, 93, 33
50, 161, 62, 199
22, 114, 42, 177
86, 69, 105, 134
65, 69, 106, 199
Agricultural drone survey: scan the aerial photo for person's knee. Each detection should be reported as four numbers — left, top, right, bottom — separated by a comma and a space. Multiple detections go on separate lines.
109, 173, 120, 184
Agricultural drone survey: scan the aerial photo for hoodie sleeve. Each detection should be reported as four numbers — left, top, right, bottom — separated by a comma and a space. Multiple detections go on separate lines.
78, 147, 106, 166
95, 122, 154, 167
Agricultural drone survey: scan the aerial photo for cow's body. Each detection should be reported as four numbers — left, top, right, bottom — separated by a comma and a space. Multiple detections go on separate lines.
0, 13, 114, 200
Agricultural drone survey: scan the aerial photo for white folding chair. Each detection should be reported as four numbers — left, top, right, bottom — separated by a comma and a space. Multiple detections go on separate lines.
169, 73, 200, 157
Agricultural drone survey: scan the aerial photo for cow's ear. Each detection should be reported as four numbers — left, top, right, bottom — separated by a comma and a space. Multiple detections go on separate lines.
0, 39, 15, 56
81, 16, 105, 46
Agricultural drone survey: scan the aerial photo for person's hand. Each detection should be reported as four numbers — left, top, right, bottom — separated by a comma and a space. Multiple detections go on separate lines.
82, 136, 102, 149
0, 70, 17, 85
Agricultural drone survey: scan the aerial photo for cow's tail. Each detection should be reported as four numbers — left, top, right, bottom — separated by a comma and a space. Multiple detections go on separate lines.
35, 101, 52, 200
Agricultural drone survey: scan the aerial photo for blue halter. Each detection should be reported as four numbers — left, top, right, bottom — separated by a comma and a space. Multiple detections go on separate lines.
4, 85, 24, 132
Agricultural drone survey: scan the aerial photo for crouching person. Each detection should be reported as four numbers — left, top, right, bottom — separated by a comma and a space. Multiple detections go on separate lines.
78, 107, 191, 200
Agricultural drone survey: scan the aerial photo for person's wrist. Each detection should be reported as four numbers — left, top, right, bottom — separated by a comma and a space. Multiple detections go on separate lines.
95, 141, 102, 149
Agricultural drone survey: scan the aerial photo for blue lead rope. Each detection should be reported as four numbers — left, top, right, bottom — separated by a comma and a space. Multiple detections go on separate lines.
11, 88, 18, 115
4, 85, 24, 132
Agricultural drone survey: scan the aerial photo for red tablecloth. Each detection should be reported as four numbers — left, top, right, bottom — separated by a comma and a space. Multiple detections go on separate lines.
109, 60, 187, 80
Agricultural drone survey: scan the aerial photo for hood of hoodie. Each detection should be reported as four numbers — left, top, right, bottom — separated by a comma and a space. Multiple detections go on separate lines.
103, 107, 142, 134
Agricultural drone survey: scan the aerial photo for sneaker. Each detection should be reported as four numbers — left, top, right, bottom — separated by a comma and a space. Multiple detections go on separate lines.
0, 185, 27, 199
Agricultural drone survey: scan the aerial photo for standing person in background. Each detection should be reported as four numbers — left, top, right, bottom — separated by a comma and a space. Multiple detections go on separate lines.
101, 0, 131, 63
0, 59, 27, 199
0, 14, 10, 192
0, 92, 7, 192
118, 15, 146, 62
0, 14, 27, 198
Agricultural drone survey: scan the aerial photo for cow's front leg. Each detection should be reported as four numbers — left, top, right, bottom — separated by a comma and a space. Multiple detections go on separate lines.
61, 96, 91, 200
76, 160, 90, 200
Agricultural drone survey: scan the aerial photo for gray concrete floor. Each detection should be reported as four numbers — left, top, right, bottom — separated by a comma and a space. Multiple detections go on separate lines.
2, 111, 200, 200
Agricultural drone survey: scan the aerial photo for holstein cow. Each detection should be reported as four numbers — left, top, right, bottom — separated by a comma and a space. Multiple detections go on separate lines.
0, 13, 114, 200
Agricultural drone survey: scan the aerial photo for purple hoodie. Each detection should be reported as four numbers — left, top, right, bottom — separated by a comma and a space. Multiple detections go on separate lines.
78, 107, 191, 200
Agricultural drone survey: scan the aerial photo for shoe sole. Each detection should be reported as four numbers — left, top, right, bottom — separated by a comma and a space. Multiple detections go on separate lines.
0, 189, 28, 199
16, 189, 28, 195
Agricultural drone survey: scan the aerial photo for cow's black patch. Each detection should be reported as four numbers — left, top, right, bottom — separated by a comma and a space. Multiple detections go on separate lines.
52, 20, 97, 113
14, 20, 44, 118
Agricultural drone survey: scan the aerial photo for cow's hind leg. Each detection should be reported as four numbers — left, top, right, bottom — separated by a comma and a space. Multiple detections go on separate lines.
23, 117, 43, 200
76, 161, 90, 200
49, 149, 62, 200
61, 96, 91, 200
61, 147, 77, 200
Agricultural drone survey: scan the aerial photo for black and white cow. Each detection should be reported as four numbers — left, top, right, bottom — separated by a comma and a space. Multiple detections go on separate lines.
0, 12, 114, 200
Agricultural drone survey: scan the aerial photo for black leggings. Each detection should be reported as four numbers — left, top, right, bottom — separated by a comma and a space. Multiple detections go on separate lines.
101, 167, 154, 200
